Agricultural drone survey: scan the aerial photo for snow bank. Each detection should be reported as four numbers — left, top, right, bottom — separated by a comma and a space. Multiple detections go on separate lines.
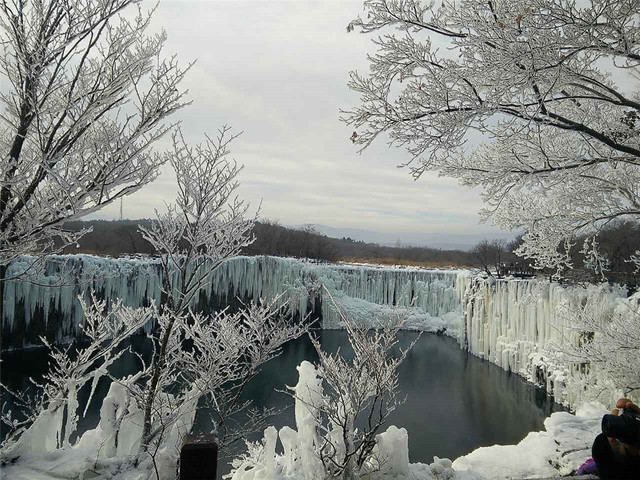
451, 402, 606, 480
0, 398, 606, 480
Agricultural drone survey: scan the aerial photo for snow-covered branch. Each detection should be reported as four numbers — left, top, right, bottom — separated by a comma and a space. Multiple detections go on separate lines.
555, 287, 640, 404
344, 0, 640, 274
0, 0, 190, 269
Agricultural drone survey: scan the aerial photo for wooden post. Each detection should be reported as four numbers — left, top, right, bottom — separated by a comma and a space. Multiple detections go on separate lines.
180, 433, 218, 480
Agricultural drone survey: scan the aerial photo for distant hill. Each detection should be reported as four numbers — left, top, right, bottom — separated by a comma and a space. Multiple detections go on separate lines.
290, 223, 515, 250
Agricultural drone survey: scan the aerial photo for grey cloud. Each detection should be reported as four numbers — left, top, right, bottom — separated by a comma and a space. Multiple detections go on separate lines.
89, 0, 511, 244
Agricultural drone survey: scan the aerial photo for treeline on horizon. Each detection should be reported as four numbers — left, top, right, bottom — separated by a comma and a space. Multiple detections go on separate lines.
60, 219, 475, 268
472, 222, 640, 288
59, 219, 640, 287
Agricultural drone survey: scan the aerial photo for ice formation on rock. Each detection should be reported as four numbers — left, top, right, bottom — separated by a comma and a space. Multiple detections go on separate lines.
457, 276, 630, 406
3, 254, 634, 408
3, 255, 164, 346
77, 381, 143, 458
2, 255, 463, 347
4, 255, 637, 480
372, 425, 409, 476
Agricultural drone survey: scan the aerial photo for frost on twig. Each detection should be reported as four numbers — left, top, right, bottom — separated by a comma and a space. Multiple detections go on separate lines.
553, 287, 640, 405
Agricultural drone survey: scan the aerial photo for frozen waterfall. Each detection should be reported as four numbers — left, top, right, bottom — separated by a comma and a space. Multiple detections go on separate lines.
2, 255, 632, 407
1, 255, 463, 348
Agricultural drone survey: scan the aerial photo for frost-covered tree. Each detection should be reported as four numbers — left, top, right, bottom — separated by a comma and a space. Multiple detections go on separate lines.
556, 286, 640, 404
1, 129, 307, 479
0, 0, 189, 269
117, 127, 306, 459
307, 320, 413, 480
293, 299, 414, 480
343, 0, 640, 274
137, 127, 256, 449
231, 303, 415, 480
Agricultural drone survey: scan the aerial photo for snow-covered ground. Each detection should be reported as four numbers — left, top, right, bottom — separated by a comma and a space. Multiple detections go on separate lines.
450, 403, 605, 480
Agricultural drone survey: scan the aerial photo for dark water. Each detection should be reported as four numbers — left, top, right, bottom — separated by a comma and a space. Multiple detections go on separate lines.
1, 331, 563, 472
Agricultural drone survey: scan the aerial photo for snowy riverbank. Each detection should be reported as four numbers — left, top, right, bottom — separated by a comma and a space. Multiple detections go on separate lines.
0, 412, 603, 480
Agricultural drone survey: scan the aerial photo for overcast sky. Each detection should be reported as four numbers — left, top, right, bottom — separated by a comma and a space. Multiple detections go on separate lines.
91, 0, 512, 246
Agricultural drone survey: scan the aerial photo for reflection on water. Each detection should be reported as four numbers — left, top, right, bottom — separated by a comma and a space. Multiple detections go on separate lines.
1, 331, 563, 474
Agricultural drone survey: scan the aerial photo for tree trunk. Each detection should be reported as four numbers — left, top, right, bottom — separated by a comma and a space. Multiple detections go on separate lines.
343, 417, 357, 480
0, 263, 6, 343
141, 322, 172, 449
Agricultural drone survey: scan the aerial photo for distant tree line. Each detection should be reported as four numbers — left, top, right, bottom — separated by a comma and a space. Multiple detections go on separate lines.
328, 235, 473, 267
61, 220, 156, 256
59, 219, 475, 267
469, 221, 640, 289
243, 221, 339, 260
57, 219, 640, 287
60, 220, 341, 261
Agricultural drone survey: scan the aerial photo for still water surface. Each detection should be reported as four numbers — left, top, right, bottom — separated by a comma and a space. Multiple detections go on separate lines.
1, 331, 563, 473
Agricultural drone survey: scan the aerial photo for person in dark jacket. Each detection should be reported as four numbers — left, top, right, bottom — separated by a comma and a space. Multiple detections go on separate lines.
592, 398, 640, 479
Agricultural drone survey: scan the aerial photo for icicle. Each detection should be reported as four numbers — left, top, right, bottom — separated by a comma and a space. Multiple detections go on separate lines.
3, 255, 466, 345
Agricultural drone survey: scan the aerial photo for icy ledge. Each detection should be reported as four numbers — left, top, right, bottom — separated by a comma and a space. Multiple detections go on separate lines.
4, 255, 635, 410
4, 254, 635, 408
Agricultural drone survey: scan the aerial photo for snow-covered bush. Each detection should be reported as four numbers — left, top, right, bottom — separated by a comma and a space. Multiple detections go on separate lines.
230, 361, 414, 480
232, 296, 417, 480
1, 297, 152, 457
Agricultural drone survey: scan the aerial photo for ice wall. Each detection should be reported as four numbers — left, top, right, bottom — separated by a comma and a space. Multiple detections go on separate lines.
457, 275, 628, 405
4, 255, 631, 408
2, 255, 164, 347
1, 255, 463, 348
